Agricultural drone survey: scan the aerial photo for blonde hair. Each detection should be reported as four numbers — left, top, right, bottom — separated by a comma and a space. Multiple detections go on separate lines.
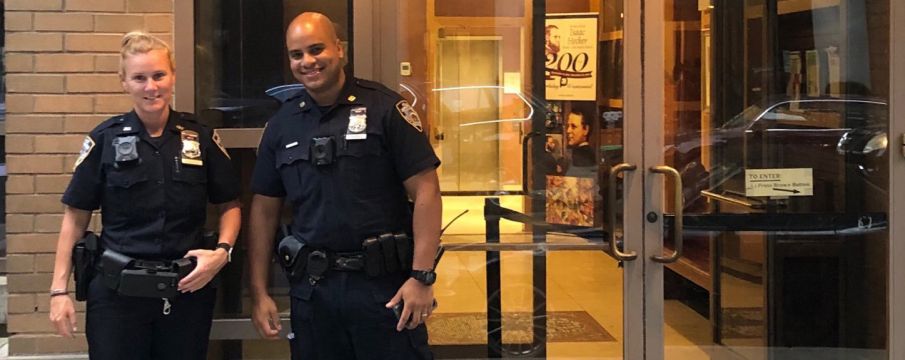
119, 31, 175, 79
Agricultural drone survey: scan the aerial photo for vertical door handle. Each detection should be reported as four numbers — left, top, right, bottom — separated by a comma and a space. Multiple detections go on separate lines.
607, 163, 638, 261
650, 165, 683, 264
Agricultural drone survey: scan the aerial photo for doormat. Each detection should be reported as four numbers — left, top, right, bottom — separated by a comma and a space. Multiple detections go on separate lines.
721, 307, 763, 339
426, 311, 615, 344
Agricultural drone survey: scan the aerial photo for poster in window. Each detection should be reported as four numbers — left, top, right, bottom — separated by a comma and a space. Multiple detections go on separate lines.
546, 175, 596, 227
545, 13, 598, 101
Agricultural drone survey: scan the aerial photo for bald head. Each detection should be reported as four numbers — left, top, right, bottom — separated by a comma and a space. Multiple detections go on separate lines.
285, 12, 346, 105
286, 12, 339, 45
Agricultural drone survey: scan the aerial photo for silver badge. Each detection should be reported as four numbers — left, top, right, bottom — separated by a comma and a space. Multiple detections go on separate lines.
345, 107, 367, 140
180, 130, 203, 166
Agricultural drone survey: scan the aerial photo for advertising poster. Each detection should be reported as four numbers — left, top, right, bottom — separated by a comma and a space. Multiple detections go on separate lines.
546, 175, 596, 227
545, 13, 598, 100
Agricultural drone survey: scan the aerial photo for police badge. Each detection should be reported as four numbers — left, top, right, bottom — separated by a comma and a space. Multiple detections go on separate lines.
180, 130, 203, 166
395, 100, 422, 132
345, 107, 367, 140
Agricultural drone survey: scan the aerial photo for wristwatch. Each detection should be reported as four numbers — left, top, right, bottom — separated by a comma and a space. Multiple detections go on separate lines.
410, 269, 437, 286
216, 243, 233, 263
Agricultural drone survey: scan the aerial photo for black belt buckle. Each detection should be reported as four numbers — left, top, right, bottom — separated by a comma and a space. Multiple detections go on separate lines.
334, 254, 364, 271
306, 250, 329, 285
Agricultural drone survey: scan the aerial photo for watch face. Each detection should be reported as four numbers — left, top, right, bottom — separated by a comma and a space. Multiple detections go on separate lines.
424, 272, 436, 285
414, 270, 436, 285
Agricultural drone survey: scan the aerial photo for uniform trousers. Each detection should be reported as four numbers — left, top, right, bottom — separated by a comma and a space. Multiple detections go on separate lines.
289, 271, 433, 360
85, 275, 216, 360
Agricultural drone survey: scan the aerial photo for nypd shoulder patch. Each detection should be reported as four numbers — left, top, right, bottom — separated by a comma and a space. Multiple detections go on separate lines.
212, 129, 231, 159
395, 100, 423, 132
73, 136, 95, 171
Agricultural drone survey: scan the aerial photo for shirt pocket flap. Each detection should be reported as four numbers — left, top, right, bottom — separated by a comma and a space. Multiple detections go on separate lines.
338, 137, 384, 158
276, 144, 309, 169
173, 167, 208, 184
106, 168, 149, 188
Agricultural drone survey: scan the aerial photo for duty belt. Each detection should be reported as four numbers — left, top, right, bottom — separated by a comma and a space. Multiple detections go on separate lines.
98, 249, 195, 300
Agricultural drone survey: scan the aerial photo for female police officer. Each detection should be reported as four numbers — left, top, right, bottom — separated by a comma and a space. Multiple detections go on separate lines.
48, 31, 241, 360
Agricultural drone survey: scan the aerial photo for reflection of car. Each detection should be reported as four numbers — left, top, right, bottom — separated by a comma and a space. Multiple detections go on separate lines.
690, 98, 888, 214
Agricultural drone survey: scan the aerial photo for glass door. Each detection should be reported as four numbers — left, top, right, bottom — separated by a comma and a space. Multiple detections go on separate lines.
644, 0, 892, 359
361, 0, 645, 358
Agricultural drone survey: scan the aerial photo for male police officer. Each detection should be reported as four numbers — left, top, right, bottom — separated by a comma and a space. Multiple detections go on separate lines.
248, 12, 441, 359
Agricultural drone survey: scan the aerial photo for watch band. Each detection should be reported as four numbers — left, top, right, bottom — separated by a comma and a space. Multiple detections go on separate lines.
216, 243, 233, 263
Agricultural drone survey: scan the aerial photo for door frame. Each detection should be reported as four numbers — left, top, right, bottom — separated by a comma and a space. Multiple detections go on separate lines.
890, 0, 905, 358
638, 0, 667, 358
622, 0, 648, 358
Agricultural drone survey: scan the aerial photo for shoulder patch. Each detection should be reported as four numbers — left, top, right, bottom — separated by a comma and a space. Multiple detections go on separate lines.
395, 100, 423, 132
73, 136, 96, 171
212, 129, 231, 159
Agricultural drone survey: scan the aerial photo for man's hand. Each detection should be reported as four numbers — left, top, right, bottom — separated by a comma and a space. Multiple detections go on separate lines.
49, 295, 77, 337
178, 249, 228, 292
385, 278, 434, 331
251, 294, 283, 339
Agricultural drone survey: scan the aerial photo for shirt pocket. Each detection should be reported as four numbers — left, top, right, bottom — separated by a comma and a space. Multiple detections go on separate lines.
104, 166, 150, 213
106, 166, 149, 188
172, 165, 209, 211
276, 145, 309, 203
337, 137, 394, 198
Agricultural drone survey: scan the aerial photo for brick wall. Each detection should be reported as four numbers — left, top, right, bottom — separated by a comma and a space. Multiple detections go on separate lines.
4, 1, 174, 355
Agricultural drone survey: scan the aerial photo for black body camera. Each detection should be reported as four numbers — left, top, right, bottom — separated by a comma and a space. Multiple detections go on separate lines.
310, 137, 335, 166
112, 135, 140, 167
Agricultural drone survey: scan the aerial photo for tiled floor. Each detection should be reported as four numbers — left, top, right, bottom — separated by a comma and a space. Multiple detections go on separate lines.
435, 231, 720, 359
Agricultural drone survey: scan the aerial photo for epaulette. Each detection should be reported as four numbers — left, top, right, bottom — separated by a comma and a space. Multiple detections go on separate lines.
94, 115, 127, 132
355, 78, 400, 99
178, 112, 199, 123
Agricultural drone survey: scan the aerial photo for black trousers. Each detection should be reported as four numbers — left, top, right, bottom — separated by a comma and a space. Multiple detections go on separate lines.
85, 275, 217, 360
289, 271, 433, 360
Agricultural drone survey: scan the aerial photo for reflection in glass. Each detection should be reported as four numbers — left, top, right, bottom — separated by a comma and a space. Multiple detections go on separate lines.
663, 0, 889, 358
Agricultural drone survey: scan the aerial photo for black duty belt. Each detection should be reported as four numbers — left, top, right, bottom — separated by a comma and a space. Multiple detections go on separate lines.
98, 249, 195, 299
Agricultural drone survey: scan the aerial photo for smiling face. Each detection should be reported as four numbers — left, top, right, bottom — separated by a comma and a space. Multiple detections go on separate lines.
121, 49, 174, 117
286, 13, 345, 103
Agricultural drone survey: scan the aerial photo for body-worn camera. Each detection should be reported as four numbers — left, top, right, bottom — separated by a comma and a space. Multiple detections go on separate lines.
112, 135, 140, 167
310, 137, 335, 166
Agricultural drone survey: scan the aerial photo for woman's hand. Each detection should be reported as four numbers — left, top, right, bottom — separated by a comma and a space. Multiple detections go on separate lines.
49, 294, 78, 337
177, 248, 228, 292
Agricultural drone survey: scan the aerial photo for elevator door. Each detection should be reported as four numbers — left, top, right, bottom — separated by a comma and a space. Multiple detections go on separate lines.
437, 38, 502, 192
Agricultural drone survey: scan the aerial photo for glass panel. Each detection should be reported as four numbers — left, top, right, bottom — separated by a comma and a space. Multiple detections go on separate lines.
193, 2, 351, 358
194, 0, 628, 358
394, 1, 628, 357
661, 0, 889, 358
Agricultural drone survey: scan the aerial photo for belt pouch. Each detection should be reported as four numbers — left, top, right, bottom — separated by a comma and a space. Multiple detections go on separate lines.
394, 233, 414, 271
119, 269, 179, 298
378, 233, 399, 274
277, 235, 307, 280
363, 237, 383, 277
100, 250, 133, 291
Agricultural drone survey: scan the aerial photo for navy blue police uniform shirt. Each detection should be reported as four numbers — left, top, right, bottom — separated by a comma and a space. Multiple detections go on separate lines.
251, 78, 440, 252
62, 110, 240, 260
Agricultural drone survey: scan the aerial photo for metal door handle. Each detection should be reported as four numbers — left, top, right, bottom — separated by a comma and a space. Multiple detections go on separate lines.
650, 165, 683, 263
607, 163, 638, 261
